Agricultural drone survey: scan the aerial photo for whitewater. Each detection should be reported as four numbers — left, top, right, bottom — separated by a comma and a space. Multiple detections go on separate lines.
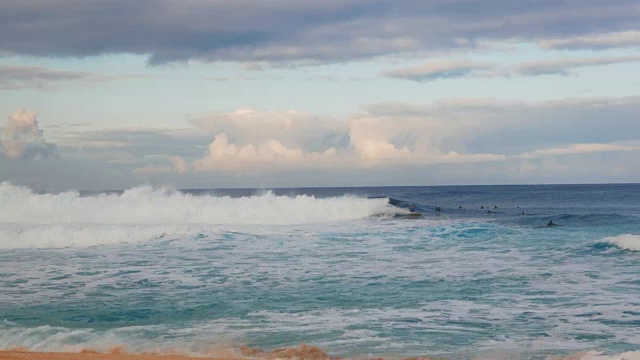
1, 182, 639, 359
0, 183, 393, 248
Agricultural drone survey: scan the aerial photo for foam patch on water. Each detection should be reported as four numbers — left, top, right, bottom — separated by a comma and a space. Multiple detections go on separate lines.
0, 182, 394, 249
0, 322, 229, 356
550, 351, 640, 360
2, 322, 640, 360
0, 223, 201, 249
600, 234, 640, 251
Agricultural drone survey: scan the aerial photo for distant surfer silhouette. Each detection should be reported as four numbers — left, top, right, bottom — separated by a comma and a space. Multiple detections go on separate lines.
409, 205, 417, 213
547, 220, 558, 227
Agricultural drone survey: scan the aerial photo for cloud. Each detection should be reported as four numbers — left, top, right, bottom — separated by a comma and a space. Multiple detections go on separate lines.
346, 113, 496, 165
191, 108, 348, 154
383, 60, 493, 82
192, 133, 340, 172
1, 0, 638, 65
187, 107, 510, 171
0, 156, 134, 191
5, 96, 640, 189
538, 31, 640, 50
0, 65, 152, 90
384, 55, 640, 81
35, 127, 209, 178
127, 96, 636, 175
0, 65, 93, 89
523, 142, 640, 157
1, 109, 57, 159
189, 109, 346, 171
63, 128, 210, 160
363, 96, 640, 156
511, 55, 640, 76
205, 76, 233, 82
134, 156, 189, 174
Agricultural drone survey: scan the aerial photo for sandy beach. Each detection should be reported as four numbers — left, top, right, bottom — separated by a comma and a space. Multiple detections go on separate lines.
0, 351, 305, 360
0, 351, 233, 360
0, 345, 342, 360
3, 349, 640, 360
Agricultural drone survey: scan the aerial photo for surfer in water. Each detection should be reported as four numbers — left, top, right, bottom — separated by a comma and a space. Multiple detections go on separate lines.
547, 220, 558, 227
409, 205, 417, 213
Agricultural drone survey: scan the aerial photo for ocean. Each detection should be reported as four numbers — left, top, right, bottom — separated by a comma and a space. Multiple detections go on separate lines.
1, 182, 639, 359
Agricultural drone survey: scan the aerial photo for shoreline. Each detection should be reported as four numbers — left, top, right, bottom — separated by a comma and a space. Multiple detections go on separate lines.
2, 348, 639, 360
0, 351, 237, 360
0, 344, 341, 360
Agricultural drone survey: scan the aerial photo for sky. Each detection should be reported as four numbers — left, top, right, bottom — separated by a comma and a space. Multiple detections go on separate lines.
0, 0, 639, 191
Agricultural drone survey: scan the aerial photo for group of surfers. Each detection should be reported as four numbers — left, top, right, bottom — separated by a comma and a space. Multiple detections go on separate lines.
406, 204, 559, 226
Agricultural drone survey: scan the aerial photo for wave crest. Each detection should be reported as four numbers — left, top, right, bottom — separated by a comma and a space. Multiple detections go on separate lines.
600, 234, 640, 251
0, 182, 392, 249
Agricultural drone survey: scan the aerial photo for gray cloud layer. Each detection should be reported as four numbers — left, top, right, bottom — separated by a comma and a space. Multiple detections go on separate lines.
1, 0, 638, 65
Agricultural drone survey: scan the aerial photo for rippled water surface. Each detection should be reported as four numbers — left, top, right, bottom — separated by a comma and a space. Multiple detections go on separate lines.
1, 183, 639, 358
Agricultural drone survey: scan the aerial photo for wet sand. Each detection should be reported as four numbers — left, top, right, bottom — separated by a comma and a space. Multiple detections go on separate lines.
2, 348, 637, 360
0, 344, 342, 360
0, 351, 235, 360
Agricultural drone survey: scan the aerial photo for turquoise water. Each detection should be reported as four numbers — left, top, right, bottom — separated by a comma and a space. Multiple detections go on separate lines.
1, 183, 639, 358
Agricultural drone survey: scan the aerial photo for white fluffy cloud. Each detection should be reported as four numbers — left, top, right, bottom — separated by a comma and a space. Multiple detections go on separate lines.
178, 96, 640, 174
3, 96, 640, 190
1, 109, 57, 160
185, 107, 509, 172
192, 133, 339, 172
191, 108, 348, 152
188, 109, 345, 171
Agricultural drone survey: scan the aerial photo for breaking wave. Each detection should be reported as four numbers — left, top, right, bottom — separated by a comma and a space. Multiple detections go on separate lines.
0, 182, 393, 249
599, 234, 640, 251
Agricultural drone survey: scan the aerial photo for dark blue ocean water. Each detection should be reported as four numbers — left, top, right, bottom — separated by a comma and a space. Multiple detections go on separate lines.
0, 183, 639, 359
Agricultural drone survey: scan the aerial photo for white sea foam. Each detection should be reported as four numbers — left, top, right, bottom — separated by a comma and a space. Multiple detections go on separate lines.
600, 234, 640, 251
552, 351, 640, 360
0, 223, 200, 249
0, 322, 214, 355
2, 322, 640, 359
0, 182, 394, 249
